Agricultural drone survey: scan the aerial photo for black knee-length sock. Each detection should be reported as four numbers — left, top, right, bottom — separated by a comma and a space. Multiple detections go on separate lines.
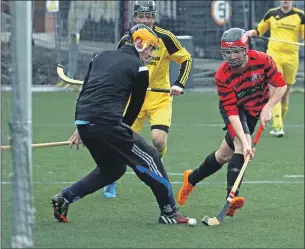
226, 153, 244, 197
188, 152, 223, 186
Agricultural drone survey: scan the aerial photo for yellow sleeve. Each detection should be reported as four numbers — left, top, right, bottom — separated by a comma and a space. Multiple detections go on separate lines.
169, 49, 192, 87
300, 11, 305, 41
161, 32, 192, 87
256, 10, 272, 36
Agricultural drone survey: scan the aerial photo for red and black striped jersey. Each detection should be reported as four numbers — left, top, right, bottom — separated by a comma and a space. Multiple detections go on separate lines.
215, 50, 286, 118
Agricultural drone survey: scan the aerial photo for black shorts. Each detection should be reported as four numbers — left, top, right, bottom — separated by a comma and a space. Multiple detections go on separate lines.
220, 106, 258, 150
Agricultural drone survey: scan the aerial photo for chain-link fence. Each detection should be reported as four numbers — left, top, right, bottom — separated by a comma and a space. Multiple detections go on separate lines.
1, 0, 304, 89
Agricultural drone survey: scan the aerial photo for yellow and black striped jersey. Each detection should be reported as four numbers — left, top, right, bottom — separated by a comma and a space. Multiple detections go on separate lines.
256, 7, 305, 54
150, 25, 192, 89
117, 25, 192, 89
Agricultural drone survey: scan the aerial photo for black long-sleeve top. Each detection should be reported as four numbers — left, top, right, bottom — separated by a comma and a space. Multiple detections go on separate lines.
75, 45, 149, 126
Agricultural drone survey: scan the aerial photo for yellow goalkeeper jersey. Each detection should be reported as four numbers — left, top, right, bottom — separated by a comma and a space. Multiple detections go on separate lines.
118, 25, 192, 109
256, 7, 305, 55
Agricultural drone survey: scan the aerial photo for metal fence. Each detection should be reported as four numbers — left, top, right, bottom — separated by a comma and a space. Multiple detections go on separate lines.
1, 0, 304, 88
2, 1, 34, 248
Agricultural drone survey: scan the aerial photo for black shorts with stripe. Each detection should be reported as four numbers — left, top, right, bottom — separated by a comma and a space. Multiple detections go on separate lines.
219, 105, 258, 150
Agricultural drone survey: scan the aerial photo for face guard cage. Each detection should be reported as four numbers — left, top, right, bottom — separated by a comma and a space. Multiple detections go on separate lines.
133, 10, 156, 22
221, 46, 247, 67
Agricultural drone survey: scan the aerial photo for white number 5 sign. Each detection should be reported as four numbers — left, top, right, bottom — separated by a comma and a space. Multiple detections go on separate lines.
211, 0, 231, 25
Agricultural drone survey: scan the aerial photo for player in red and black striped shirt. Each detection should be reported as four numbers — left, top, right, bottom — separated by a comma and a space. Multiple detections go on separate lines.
177, 28, 287, 217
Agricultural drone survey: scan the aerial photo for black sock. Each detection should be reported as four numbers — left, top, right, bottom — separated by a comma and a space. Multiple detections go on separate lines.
188, 152, 223, 186
226, 153, 244, 198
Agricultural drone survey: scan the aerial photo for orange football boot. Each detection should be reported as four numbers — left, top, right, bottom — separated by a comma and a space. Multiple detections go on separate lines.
177, 170, 195, 205
226, 196, 245, 217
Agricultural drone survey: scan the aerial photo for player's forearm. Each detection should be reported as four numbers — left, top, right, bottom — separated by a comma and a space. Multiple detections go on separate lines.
228, 115, 248, 145
247, 29, 258, 37
123, 87, 146, 126
123, 98, 144, 126
174, 57, 192, 87
123, 68, 148, 126
265, 85, 287, 109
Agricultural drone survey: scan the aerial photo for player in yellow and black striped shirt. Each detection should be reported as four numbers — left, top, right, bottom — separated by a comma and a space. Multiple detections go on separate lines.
104, 0, 192, 198
247, 0, 305, 137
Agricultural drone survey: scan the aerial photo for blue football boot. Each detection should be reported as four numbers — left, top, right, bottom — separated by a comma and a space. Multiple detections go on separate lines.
103, 182, 117, 198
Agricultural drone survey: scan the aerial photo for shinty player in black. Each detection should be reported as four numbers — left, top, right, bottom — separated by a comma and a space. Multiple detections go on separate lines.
51, 24, 191, 225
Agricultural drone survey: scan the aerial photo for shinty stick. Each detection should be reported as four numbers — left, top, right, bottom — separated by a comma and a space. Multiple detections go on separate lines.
1, 141, 71, 151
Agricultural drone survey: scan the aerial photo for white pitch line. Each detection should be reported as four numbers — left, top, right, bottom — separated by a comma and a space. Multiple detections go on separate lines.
1, 180, 303, 185
125, 172, 305, 179
283, 174, 304, 178
1, 172, 303, 185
